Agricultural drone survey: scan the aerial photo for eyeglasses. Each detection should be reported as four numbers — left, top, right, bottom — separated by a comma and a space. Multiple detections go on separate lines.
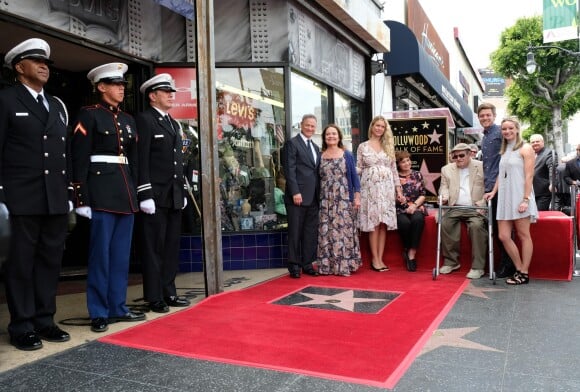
452, 153, 466, 159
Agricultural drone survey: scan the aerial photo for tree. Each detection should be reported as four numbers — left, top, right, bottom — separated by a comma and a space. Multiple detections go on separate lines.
491, 16, 580, 157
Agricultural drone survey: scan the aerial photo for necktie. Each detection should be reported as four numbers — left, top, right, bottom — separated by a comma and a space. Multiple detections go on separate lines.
307, 139, 316, 163
37, 94, 48, 112
165, 115, 175, 131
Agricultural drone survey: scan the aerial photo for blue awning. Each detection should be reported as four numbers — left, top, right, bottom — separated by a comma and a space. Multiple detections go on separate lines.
383, 20, 473, 127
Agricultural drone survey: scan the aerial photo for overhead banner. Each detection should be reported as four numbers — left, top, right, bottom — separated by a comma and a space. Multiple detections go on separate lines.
543, 0, 579, 43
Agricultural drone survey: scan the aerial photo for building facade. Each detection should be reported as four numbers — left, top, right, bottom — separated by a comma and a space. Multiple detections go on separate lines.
0, 0, 389, 274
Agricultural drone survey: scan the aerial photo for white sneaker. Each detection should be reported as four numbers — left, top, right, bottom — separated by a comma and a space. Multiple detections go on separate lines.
440, 264, 460, 274
466, 269, 485, 279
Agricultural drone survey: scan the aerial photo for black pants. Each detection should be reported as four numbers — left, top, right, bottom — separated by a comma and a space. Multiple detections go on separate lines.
4, 214, 68, 337
396, 211, 425, 250
286, 202, 319, 272
135, 208, 182, 302
535, 194, 552, 211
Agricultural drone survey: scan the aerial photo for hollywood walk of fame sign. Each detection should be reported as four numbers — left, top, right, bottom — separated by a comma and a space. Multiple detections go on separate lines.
388, 116, 448, 202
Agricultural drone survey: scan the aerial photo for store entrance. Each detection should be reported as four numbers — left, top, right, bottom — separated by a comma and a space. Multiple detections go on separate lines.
0, 21, 147, 277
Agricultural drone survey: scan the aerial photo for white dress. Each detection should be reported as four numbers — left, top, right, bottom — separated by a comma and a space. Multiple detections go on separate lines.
357, 142, 400, 232
496, 142, 538, 222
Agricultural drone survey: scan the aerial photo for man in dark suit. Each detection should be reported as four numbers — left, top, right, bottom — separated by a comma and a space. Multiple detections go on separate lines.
564, 144, 580, 189
530, 134, 556, 211
283, 114, 320, 278
135, 74, 190, 313
0, 38, 72, 350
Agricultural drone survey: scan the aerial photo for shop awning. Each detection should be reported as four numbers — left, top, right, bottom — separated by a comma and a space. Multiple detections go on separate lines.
382, 20, 474, 127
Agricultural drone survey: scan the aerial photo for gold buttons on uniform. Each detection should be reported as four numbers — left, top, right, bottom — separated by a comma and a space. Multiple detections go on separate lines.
44, 170, 49, 174
44, 152, 49, 157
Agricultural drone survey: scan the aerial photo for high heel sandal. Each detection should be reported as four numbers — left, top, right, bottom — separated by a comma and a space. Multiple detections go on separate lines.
371, 263, 389, 272
506, 271, 529, 285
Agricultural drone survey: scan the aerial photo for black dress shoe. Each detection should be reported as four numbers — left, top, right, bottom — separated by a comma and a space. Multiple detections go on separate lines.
496, 265, 516, 279
109, 311, 146, 322
303, 268, 319, 276
10, 332, 43, 351
91, 318, 108, 333
36, 325, 70, 342
149, 300, 169, 313
164, 296, 191, 307
289, 271, 301, 278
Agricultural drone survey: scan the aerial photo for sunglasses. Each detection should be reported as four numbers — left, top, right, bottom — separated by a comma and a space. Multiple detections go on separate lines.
452, 153, 466, 159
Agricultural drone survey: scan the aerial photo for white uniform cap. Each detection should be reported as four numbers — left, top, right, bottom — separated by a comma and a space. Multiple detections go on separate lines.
140, 73, 177, 94
87, 62, 128, 85
4, 38, 52, 69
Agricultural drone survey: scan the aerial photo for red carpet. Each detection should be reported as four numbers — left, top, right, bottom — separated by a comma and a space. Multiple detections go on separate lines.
101, 267, 468, 389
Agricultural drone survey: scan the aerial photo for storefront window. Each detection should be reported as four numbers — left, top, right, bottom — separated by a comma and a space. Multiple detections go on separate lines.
290, 71, 329, 146
334, 91, 363, 154
216, 67, 286, 232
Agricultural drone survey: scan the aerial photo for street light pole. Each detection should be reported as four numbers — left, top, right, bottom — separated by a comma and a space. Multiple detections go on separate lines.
525, 45, 580, 74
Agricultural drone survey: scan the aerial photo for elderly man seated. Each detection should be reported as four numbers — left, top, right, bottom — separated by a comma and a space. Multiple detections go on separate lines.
438, 143, 488, 279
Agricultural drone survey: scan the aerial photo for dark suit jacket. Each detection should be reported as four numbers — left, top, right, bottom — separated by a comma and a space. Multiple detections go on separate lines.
533, 147, 555, 197
0, 83, 71, 215
135, 107, 186, 209
564, 158, 580, 185
283, 133, 320, 206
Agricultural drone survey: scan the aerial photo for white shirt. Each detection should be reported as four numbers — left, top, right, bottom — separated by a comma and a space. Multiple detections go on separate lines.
300, 133, 317, 164
456, 168, 471, 206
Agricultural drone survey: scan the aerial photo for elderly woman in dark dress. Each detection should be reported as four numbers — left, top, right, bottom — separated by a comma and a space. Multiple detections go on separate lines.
395, 150, 427, 271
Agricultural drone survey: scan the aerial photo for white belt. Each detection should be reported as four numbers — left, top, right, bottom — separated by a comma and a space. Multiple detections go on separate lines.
90, 155, 128, 164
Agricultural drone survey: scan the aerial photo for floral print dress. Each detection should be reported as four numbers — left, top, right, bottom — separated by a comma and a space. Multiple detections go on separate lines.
357, 142, 400, 232
317, 155, 361, 276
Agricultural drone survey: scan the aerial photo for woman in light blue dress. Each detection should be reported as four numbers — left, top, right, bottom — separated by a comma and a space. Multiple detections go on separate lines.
484, 117, 537, 285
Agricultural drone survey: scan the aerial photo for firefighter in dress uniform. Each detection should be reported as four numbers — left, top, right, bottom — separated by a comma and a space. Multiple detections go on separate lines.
0, 38, 72, 350
135, 73, 190, 313
71, 63, 145, 333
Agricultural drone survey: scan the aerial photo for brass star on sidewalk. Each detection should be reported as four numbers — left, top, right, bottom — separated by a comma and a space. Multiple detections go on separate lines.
420, 327, 503, 356
463, 282, 507, 299
292, 290, 387, 312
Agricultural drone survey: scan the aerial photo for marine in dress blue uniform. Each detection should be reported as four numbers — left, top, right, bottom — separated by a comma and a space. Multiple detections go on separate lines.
71, 63, 144, 333
0, 38, 72, 350
135, 74, 190, 313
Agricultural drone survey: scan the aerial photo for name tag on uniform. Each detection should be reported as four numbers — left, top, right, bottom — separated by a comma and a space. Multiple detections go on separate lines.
154, 134, 164, 139
16, 112, 29, 116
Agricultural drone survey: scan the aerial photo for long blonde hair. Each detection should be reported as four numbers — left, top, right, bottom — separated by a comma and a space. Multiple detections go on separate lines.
368, 115, 395, 160
499, 117, 523, 154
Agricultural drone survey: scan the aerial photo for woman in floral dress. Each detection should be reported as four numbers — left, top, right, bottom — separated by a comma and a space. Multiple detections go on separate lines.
317, 124, 361, 276
357, 116, 405, 271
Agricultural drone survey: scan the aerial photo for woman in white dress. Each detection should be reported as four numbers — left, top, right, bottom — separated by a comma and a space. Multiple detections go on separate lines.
357, 116, 405, 271
484, 117, 537, 285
